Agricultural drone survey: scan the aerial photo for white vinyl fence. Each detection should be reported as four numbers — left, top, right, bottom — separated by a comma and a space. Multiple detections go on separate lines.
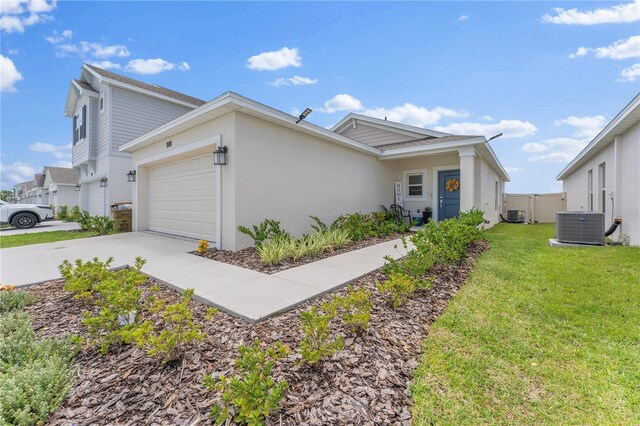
503, 193, 567, 223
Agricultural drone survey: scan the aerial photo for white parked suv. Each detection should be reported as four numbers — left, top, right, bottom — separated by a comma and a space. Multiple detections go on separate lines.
0, 200, 54, 229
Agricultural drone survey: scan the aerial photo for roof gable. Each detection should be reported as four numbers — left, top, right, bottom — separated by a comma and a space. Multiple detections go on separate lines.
332, 113, 451, 141
44, 166, 79, 185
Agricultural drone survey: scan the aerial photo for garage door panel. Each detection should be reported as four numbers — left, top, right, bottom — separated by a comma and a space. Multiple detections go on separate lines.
87, 181, 105, 216
147, 153, 216, 241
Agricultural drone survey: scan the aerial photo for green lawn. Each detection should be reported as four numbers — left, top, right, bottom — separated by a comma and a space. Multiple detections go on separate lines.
0, 230, 101, 248
411, 223, 640, 425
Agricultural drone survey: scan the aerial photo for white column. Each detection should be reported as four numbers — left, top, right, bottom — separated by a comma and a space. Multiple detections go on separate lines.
458, 148, 476, 212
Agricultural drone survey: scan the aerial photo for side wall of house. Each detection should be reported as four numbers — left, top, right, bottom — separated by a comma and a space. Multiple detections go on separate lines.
617, 121, 640, 245
478, 157, 502, 226
234, 113, 397, 249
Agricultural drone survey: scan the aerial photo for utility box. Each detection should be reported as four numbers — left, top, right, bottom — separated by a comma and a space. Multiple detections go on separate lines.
507, 209, 525, 223
111, 202, 132, 232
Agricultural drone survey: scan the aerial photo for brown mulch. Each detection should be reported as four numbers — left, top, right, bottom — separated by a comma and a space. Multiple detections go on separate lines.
26, 240, 489, 426
197, 233, 410, 274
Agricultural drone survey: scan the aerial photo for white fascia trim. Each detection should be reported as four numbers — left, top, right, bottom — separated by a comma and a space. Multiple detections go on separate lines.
135, 135, 220, 167
378, 137, 486, 160
72, 80, 99, 98
331, 113, 451, 138
483, 140, 510, 182
557, 93, 640, 180
83, 66, 202, 110
79, 173, 107, 184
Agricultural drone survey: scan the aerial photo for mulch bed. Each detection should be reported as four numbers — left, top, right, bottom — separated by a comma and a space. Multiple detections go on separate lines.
197, 233, 410, 274
26, 239, 489, 426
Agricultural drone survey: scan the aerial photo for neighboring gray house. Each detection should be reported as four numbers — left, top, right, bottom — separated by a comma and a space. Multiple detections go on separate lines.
43, 166, 80, 209
120, 92, 509, 251
557, 92, 640, 245
12, 181, 33, 203
65, 64, 206, 216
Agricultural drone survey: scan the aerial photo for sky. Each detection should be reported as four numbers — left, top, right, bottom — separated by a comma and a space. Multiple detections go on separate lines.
1, 0, 639, 193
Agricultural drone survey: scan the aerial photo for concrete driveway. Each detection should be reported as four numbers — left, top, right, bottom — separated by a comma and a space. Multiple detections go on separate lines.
1, 232, 195, 286
0, 220, 81, 235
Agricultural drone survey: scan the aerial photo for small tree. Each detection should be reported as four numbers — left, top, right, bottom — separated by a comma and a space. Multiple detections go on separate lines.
299, 306, 343, 365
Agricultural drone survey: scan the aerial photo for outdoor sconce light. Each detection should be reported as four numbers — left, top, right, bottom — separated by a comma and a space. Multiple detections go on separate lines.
100, 177, 108, 187
127, 170, 136, 182
75, 184, 81, 192
52, 190, 58, 195
38, 194, 42, 198
214, 146, 228, 166
296, 107, 313, 124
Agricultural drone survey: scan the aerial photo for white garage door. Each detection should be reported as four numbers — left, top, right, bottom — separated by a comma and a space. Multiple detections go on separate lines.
147, 154, 216, 241
87, 181, 106, 216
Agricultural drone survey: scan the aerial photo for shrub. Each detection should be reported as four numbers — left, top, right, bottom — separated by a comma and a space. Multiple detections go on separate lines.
143, 289, 205, 363
204, 339, 290, 426
299, 306, 343, 365
257, 237, 290, 266
57, 204, 68, 221
376, 272, 431, 309
76, 209, 93, 231
238, 219, 290, 248
330, 287, 373, 335
196, 240, 209, 255
0, 311, 80, 426
324, 227, 352, 249
67, 205, 82, 222
90, 215, 115, 236
60, 257, 115, 300
333, 211, 409, 241
309, 215, 330, 232
0, 291, 36, 313
382, 235, 436, 279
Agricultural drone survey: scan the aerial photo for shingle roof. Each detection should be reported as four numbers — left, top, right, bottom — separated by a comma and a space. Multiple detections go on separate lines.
74, 79, 98, 92
33, 174, 46, 188
376, 135, 482, 151
84, 64, 206, 107
44, 167, 80, 185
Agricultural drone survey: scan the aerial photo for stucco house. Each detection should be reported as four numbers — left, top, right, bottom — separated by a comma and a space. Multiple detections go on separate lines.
65, 64, 205, 216
43, 166, 80, 209
557, 92, 640, 246
120, 92, 509, 251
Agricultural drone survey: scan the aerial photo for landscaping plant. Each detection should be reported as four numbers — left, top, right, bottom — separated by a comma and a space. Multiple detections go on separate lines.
75, 209, 93, 231
257, 236, 291, 266
299, 306, 344, 365
67, 205, 82, 222
0, 290, 36, 313
196, 239, 209, 255
0, 310, 80, 426
377, 272, 431, 309
60, 256, 115, 300
90, 215, 115, 236
238, 219, 291, 248
57, 204, 68, 221
335, 287, 373, 335
204, 339, 290, 426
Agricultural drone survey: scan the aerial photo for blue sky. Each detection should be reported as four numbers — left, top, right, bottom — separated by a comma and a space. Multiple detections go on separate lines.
1, 1, 639, 192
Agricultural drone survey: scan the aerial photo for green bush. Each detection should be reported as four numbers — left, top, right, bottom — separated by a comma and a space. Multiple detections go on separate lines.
67, 205, 82, 222
60, 257, 115, 300
0, 311, 80, 426
0, 291, 36, 313
328, 287, 373, 335
333, 211, 409, 241
377, 272, 431, 309
90, 215, 115, 236
238, 219, 291, 248
204, 339, 290, 426
299, 306, 343, 365
323, 227, 352, 250
75, 209, 92, 231
57, 204, 68, 221
257, 237, 291, 266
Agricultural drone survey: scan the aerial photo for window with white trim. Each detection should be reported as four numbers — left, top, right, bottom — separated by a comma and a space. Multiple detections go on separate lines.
99, 97, 104, 111
407, 173, 423, 197
598, 163, 606, 214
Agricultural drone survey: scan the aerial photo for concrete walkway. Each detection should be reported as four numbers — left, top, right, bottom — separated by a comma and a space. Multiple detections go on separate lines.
1, 233, 410, 322
0, 220, 80, 235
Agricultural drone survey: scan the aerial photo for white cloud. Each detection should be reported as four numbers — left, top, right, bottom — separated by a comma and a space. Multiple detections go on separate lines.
504, 166, 524, 173
56, 41, 130, 58
247, 47, 301, 71
570, 36, 640, 60
480, 115, 493, 121
434, 119, 537, 138
0, 0, 56, 33
362, 104, 468, 127
0, 54, 23, 92
542, 0, 640, 25
52, 160, 72, 168
618, 63, 640, 81
319, 94, 364, 113
87, 60, 121, 70
525, 138, 589, 163
269, 75, 318, 87
44, 28, 71, 44
0, 161, 36, 186
555, 115, 606, 139
28, 142, 71, 160
124, 58, 190, 75
458, 15, 469, 21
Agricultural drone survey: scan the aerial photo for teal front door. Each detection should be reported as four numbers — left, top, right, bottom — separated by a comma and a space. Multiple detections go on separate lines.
438, 170, 460, 221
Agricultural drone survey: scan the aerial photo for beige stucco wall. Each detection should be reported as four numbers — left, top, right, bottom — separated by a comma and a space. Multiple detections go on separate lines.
233, 113, 396, 249
562, 120, 639, 245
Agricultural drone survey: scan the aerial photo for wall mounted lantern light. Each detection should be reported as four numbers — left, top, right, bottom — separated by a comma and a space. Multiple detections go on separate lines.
52, 190, 58, 195
214, 146, 228, 166
75, 184, 81, 192
100, 177, 108, 187
127, 170, 136, 182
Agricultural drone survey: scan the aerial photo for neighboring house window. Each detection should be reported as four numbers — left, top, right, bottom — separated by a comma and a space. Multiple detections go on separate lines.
407, 173, 423, 197
99, 97, 104, 111
81, 105, 87, 139
599, 163, 606, 214
494, 181, 499, 211
72, 115, 78, 145
587, 169, 593, 210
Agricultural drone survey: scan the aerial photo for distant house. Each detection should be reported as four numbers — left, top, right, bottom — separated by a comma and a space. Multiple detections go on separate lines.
557, 93, 640, 245
65, 64, 205, 216
120, 92, 509, 250
12, 181, 33, 203
43, 166, 80, 209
